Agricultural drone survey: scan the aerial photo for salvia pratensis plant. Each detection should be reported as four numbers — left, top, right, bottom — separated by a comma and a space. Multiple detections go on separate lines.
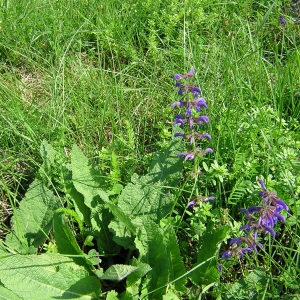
171, 69, 215, 207
221, 180, 289, 259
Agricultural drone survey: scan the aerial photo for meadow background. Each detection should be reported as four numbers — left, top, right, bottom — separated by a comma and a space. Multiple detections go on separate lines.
0, 0, 299, 299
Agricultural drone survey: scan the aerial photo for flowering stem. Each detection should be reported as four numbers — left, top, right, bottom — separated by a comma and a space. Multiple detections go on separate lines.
172, 69, 214, 208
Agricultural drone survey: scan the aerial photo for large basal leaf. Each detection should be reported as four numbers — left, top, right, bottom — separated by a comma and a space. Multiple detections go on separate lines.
71, 145, 118, 254
136, 220, 169, 298
135, 220, 186, 299
147, 139, 184, 186
190, 226, 229, 285
163, 226, 186, 292
0, 253, 101, 299
5, 179, 61, 253
52, 212, 93, 269
71, 144, 109, 209
117, 141, 183, 222
68, 183, 92, 227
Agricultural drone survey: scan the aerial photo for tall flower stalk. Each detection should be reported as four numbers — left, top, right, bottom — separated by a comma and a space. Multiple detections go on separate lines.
172, 69, 214, 207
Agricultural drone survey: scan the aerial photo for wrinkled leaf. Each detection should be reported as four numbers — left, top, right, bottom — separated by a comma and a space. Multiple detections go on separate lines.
117, 141, 183, 222
101, 264, 138, 281
0, 253, 101, 299
6, 179, 61, 253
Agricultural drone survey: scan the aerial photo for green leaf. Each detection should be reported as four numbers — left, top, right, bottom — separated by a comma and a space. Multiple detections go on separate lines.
163, 226, 186, 292
190, 226, 229, 285
220, 268, 267, 300
163, 289, 181, 300
117, 141, 183, 222
0, 286, 22, 300
126, 258, 152, 287
0, 253, 101, 299
148, 140, 184, 186
100, 264, 138, 281
53, 212, 83, 256
109, 220, 135, 249
138, 221, 169, 293
92, 205, 120, 255
5, 179, 61, 253
71, 144, 109, 209
39, 140, 57, 175
71, 145, 117, 254
106, 290, 119, 300
107, 202, 137, 249
106, 202, 136, 234
86, 249, 100, 266
68, 184, 92, 227
136, 220, 186, 299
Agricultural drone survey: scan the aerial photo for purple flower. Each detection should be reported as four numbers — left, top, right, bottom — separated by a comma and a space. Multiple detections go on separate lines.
280, 15, 287, 25
178, 150, 196, 161
174, 69, 195, 81
204, 196, 216, 201
198, 133, 212, 140
194, 116, 209, 125
258, 180, 266, 191
187, 201, 196, 208
186, 195, 216, 208
174, 74, 182, 80
171, 101, 186, 108
221, 251, 232, 259
174, 132, 212, 144
173, 115, 186, 127
194, 98, 207, 110
221, 180, 289, 261
204, 148, 213, 153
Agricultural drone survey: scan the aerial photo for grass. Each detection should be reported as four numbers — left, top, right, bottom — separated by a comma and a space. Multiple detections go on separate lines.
0, 0, 299, 298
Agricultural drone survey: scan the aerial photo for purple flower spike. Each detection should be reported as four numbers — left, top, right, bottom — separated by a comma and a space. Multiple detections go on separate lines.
221, 180, 289, 261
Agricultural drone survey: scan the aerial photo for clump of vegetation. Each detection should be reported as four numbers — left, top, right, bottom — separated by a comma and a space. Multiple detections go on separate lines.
0, 0, 299, 299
